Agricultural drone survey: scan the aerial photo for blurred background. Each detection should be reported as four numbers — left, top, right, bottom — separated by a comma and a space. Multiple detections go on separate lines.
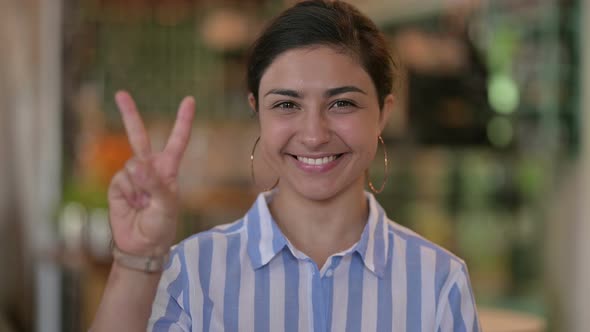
1, 0, 589, 331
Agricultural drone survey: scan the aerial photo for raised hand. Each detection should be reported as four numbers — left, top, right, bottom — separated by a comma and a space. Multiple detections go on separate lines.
108, 91, 195, 257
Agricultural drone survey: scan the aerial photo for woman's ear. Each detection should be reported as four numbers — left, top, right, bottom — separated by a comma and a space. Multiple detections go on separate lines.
248, 93, 257, 113
378, 94, 395, 133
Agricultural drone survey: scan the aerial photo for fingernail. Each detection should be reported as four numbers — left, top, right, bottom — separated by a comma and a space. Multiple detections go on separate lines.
115, 91, 126, 103
140, 192, 151, 207
135, 193, 145, 209
187, 96, 195, 103
130, 192, 139, 206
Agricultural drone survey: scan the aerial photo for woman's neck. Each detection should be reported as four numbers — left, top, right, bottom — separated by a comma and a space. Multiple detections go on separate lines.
268, 179, 369, 269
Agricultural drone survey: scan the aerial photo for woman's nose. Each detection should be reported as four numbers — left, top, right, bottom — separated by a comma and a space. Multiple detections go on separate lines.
299, 110, 331, 148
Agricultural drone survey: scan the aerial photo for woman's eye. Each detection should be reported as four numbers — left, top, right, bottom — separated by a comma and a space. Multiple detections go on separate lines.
274, 101, 298, 110
331, 100, 357, 110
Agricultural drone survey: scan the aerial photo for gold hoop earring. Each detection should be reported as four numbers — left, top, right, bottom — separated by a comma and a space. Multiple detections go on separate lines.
250, 136, 279, 191
367, 135, 388, 194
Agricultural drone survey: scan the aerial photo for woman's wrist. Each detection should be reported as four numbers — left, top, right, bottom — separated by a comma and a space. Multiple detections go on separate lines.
112, 245, 170, 273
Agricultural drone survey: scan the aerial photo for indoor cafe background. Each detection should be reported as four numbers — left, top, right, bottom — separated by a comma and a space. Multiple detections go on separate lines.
1, 0, 589, 331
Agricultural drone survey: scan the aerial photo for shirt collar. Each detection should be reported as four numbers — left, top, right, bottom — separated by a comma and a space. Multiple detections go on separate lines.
245, 191, 288, 270
352, 192, 389, 278
245, 191, 389, 278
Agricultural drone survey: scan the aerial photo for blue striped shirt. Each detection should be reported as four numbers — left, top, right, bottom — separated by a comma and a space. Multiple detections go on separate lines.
148, 191, 480, 331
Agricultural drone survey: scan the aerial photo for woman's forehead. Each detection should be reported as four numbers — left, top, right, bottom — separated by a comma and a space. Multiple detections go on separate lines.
258, 46, 375, 96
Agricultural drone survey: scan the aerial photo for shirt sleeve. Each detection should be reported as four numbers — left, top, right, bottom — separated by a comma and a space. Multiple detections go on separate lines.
148, 245, 192, 332
436, 262, 481, 332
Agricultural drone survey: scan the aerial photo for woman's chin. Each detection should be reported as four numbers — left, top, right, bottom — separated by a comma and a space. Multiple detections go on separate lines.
287, 180, 358, 203
298, 189, 338, 202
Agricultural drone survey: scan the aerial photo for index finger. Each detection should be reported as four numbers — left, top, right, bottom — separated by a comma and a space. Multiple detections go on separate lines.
115, 91, 152, 159
163, 96, 196, 169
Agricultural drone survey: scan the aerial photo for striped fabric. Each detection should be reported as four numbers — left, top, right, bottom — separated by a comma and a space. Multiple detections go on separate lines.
148, 191, 480, 332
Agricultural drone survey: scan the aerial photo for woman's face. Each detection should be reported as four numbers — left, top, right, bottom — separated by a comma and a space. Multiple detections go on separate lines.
250, 46, 393, 201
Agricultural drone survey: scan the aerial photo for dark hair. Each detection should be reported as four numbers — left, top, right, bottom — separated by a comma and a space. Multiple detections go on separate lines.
246, 0, 396, 110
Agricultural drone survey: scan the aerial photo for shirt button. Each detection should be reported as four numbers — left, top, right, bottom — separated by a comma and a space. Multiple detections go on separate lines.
325, 269, 334, 278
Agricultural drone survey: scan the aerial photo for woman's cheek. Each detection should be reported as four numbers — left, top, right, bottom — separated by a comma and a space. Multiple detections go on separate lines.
260, 118, 293, 159
334, 120, 373, 145
262, 120, 292, 143
336, 121, 379, 160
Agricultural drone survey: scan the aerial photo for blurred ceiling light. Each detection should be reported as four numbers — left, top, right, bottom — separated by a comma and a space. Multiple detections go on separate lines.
200, 9, 252, 52
488, 73, 519, 114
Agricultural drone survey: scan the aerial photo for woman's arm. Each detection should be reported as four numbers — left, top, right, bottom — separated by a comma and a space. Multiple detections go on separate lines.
91, 263, 161, 331
435, 261, 481, 332
90, 91, 195, 330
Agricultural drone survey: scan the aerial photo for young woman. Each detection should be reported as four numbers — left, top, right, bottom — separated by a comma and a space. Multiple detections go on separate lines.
92, 1, 480, 331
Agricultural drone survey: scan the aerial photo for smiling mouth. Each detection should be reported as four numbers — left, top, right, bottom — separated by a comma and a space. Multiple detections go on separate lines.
290, 154, 344, 166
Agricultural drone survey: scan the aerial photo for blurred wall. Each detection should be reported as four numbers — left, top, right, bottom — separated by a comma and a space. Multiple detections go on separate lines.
549, 1, 590, 331
0, 45, 27, 332
0, 0, 63, 330
0, 0, 37, 329
573, 0, 590, 330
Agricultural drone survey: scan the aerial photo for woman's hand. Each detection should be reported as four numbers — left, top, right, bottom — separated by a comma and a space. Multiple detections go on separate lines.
108, 91, 195, 257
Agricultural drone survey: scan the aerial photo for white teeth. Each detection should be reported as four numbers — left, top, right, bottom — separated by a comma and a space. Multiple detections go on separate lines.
297, 155, 337, 165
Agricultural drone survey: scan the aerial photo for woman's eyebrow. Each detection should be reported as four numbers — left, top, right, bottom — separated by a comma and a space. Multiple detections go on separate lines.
325, 86, 366, 97
264, 89, 302, 98
263, 86, 366, 99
